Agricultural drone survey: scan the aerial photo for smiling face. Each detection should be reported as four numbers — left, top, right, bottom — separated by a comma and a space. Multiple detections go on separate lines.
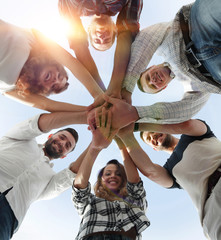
38, 65, 69, 96
141, 131, 173, 151
140, 64, 173, 93
101, 164, 123, 192
44, 130, 76, 159
88, 14, 116, 51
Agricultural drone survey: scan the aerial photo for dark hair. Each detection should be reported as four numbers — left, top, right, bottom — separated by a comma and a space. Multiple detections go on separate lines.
94, 159, 128, 201
137, 77, 145, 92
55, 128, 79, 151
140, 131, 145, 142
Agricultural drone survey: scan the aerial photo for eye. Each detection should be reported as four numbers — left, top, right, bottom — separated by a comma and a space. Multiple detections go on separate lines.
45, 72, 51, 81
94, 38, 101, 44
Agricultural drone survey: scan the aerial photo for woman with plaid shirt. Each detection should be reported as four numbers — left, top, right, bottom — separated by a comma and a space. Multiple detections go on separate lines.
72, 108, 150, 240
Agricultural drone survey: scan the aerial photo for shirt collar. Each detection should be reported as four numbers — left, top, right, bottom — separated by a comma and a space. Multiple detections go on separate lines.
163, 62, 176, 79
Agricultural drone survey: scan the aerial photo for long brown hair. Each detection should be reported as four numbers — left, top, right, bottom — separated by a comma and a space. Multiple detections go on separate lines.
94, 159, 128, 201
16, 48, 68, 96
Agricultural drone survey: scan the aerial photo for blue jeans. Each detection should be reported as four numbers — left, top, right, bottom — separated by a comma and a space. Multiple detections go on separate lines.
85, 234, 133, 240
0, 192, 18, 240
190, 0, 221, 82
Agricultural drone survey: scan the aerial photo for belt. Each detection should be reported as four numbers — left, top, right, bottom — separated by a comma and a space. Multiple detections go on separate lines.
206, 168, 221, 200
179, 11, 214, 81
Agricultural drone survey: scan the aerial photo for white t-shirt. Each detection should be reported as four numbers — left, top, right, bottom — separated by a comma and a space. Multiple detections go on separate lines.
0, 20, 34, 93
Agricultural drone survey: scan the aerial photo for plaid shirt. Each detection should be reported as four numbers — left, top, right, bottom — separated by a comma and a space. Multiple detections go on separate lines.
72, 180, 150, 240
58, 0, 143, 36
123, 4, 221, 124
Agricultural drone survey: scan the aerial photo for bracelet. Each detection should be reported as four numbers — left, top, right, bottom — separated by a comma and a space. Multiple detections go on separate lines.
134, 123, 139, 132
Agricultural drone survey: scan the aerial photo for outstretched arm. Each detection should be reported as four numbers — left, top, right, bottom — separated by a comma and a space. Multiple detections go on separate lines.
74, 108, 116, 189
137, 119, 207, 136
4, 89, 87, 112
58, 2, 105, 90
115, 136, 140, 184
32, 29, 103, 98
38, 111, 87, 133
118, 125, 173, 188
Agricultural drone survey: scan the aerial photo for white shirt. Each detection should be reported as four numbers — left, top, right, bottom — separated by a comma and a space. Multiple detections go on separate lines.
0, 114, 76, 231
0, 20, 34, 93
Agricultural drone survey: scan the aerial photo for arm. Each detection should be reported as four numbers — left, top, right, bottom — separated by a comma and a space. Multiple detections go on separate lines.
135, 91, 211, 124
74, 108, 116, 189
137, 119, 207, 136
38, 111, 87, 133
58, 2, 105, 90
120, 132, 173, 188
4, 89, 87, 112
106, 31, 133, 99
32, 29, 103, 98
115, 136, 140, 183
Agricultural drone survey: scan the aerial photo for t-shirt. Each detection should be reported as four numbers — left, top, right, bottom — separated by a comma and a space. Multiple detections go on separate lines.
164, 121, 221, 222
0, 20, 34, 93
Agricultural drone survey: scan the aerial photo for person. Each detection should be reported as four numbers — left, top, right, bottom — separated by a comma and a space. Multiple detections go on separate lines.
0, 19, 103, 113
72, 108, 150, 240
0, 108, 90, 240
118, 119, 221, 240
120, 0, 221, 123
58, 0, 143, 102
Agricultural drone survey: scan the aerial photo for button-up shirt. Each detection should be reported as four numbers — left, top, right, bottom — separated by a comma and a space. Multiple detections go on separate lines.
58, 0, 143, 37
72, 180, 150, 240
0, 114, 76, 231
123, 4, 221, 124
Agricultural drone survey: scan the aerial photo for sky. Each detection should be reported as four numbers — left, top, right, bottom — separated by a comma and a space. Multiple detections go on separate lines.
0, 0, 220, 240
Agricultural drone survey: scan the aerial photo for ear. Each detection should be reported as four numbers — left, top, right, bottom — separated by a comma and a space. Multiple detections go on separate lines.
48, 134, 53, 139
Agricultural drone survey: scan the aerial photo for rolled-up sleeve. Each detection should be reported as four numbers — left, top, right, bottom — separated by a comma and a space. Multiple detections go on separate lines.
126, 180, 147, 211
135, 91, 210, 124
72, 182, 92, 216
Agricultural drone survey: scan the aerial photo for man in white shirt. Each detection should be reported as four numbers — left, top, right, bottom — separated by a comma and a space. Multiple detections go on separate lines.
0, 110, 87, 239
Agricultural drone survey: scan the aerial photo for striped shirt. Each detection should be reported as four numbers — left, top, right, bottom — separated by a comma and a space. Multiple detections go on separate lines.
72, 180, 150, 240
123, 4, 221, 124
58, 0, 143, 36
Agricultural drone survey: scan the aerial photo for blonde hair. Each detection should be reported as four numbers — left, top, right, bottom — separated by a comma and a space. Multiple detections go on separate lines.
94, 159, 128, 201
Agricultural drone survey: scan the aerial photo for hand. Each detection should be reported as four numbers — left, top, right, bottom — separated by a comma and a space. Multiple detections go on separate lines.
121, 88, 132, 104
102, 94, 139, 130
87, 104, 104, 130
87, 89, 121, 112
90, 107, 118, 150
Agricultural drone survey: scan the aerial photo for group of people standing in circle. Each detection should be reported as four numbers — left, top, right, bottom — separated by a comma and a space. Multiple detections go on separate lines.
0, 0, 220, 240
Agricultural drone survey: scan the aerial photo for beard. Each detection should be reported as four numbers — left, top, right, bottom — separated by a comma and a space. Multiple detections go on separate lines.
161, 134, 173, 150
44, 138, 63, 159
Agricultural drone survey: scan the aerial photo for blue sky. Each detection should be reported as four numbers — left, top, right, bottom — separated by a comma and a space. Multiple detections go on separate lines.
1, 0, 220, 239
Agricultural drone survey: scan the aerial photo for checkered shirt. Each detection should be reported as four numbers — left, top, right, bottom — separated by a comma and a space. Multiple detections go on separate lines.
123, 4, 221, 124
58, 0, 143, 36
72, 180, 150, 240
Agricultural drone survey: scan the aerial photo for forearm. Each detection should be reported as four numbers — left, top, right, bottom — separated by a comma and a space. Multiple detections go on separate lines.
115, 137, 140, 183
69, 145, 90, 174
107, 31, 133, 95
74, 145, 101, 189
74, 46, 106, 91
38, 111, 87, 132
